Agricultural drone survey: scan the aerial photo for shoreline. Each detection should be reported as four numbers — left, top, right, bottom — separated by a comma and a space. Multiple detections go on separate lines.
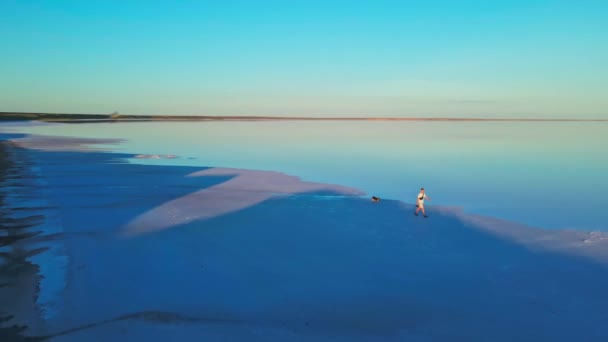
0, 141, 48, 340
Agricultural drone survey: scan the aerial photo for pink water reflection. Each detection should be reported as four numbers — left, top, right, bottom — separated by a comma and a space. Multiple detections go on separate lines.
123, 168, 364, 236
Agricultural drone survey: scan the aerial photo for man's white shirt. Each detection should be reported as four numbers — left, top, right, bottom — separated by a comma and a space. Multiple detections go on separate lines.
417, 193, 427, 206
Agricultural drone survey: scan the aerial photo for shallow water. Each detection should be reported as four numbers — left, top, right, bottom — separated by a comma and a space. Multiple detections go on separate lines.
2, 124, 608, 341
4, 120, 608, 230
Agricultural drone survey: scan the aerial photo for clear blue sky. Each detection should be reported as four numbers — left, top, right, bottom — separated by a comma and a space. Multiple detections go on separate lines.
1, 0, 606, 117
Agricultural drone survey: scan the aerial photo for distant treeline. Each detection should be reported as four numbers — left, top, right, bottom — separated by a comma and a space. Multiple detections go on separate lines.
1, 112, 605, 122
0, 112, 294, 121
0, 112, 159, 121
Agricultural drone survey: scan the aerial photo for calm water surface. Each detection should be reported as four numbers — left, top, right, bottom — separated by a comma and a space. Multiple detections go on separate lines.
5, 120, 608, 231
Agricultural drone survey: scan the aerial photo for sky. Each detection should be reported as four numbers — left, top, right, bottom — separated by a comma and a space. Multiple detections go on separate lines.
1, 0, 607, 118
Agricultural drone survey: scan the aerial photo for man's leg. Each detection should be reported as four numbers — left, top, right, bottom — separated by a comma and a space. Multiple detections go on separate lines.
415, 206, 420, 215
422, 206, 427, 217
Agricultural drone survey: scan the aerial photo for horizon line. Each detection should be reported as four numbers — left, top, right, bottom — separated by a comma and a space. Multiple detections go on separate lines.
1, 112, 607, 122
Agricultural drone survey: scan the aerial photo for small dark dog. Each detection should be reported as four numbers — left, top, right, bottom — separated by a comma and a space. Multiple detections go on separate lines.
371, 196, 380, 202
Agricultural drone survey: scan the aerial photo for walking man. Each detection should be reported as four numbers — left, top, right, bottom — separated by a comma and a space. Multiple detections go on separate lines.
414, 187, 431, 217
